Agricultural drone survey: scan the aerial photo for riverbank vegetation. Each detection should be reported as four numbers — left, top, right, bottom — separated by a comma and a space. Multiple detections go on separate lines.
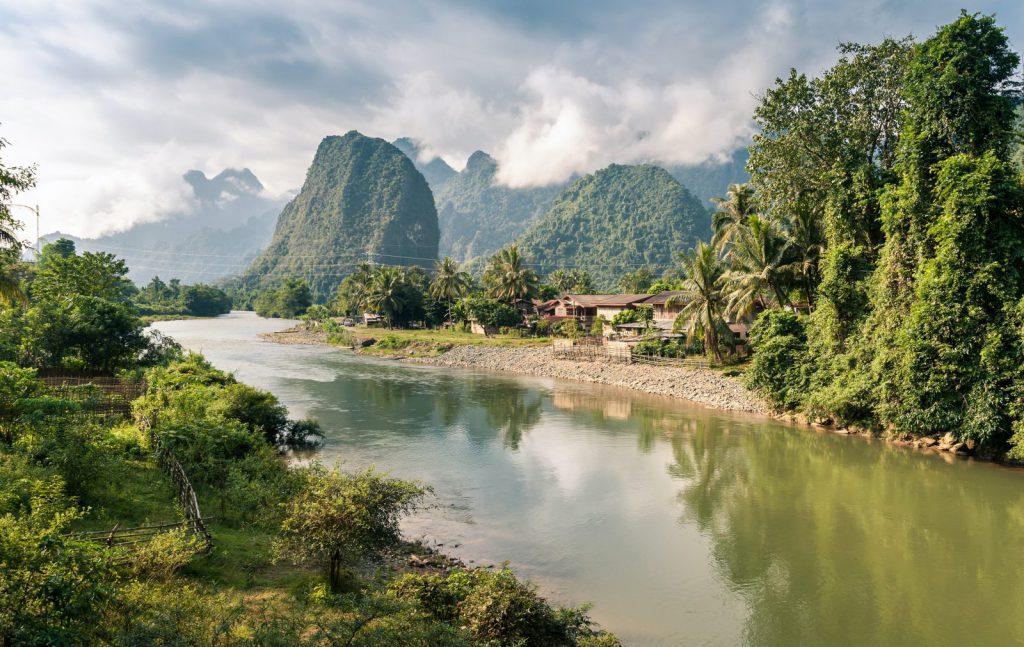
735, 13, 1024, 459
0, 133, 619, 644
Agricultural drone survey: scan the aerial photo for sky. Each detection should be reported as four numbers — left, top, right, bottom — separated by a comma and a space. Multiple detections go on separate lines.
1, 0, 1021, 238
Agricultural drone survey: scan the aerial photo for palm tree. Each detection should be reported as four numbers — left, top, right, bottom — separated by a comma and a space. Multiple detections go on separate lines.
430, 256, 471, 324
483, 245, 539, 303
364, 266, 409, 329
711, 183, 758, 254
666, 243, 728, 363
723, 214, 792, 319
781, 202, 823, 309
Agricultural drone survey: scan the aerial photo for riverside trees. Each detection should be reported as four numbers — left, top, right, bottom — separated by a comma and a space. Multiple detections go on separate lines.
740, 12, 1024, 457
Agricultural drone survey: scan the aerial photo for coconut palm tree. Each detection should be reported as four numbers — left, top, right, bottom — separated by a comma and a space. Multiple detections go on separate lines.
666, 243, 728, 363
430, 256, 471, 324
711, 183, 758, 254
723, 214, 792, 319
364, 266, 409, 329
781, 202, 823, 309
483, 245, 539, 303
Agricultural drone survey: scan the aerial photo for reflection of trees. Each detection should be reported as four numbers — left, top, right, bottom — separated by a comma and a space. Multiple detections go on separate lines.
469, 380, 542, 450
666, 424, 1024, 647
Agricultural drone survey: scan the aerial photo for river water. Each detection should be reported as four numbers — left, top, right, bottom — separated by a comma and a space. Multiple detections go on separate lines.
154, 312, 1024, 646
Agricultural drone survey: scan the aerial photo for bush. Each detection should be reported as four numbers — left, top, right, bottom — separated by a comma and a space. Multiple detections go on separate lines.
125, 528, 203, 581
391, 567, 619, 646
744, 310, 810, 410
557, 319, 583, 339
376, 335, 410, 351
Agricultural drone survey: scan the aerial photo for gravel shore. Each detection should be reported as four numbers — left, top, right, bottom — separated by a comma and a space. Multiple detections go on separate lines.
411, 345, 767, 414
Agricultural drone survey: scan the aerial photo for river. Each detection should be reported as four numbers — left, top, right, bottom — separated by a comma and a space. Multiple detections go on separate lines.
154, 312, 1024, 647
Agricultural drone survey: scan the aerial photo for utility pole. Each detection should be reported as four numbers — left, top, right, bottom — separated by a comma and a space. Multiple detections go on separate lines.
8, 203, 41, 260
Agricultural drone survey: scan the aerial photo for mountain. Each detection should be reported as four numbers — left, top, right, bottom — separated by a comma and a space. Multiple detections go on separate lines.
391, 137, 457, 190
668, 148, 750, 206
235, 131, 439, 299
515, 164, 711, 290
42, 168, 288, 284
435, 151, 566, 262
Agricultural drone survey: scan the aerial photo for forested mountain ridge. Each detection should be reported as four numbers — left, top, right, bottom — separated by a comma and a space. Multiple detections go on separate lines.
435, 150, 567, 262
233, 131, 439, 299
514, 164, 711, 289
669, 148, 751, 206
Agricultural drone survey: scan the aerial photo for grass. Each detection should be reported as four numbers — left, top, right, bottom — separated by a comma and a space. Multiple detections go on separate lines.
351, 326, 550, 357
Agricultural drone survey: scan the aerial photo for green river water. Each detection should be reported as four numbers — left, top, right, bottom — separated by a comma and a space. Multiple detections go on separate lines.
154, 312, 1024, 646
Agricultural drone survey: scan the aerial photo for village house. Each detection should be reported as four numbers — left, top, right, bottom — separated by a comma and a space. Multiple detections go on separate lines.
557, 294, 652, 325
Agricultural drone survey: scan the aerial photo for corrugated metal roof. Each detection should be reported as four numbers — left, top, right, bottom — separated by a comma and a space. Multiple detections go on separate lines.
639, 291, 688, 305
565, 294, 652, 307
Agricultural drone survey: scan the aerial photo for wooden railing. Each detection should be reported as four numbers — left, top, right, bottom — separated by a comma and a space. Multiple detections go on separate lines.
40, 375, 147, 418
69, 519, 211, 549
551, 340, 710, 369
143, 414, 213, 551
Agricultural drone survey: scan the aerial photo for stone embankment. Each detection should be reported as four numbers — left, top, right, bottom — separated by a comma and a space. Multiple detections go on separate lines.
412, 345, 767, 414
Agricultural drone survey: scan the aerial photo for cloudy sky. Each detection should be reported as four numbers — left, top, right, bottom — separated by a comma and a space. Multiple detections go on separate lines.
1, 0, 1021, 238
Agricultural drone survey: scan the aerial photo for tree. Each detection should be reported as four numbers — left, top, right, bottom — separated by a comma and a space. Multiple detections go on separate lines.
723, 214, 792, 316
0, 132, 33, 306
254, 278, 312, 318
429, 257, 471, 324
462, 297, 521, 334
546, 268, 595, 295
619, 266, 655, 294
180, 284, 232, 317
710, 183, 758, 253
483, 245, 539, 303
667, 243, 728, 362
275, 467, 427, 592
365, 267, 410, 329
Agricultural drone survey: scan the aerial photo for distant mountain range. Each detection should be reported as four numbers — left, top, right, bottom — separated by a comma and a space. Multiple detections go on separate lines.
42, 168, 289, 284
46, 133, 749, 296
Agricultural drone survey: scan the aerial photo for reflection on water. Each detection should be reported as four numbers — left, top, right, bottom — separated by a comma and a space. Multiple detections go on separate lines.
155, 313, 1024, 647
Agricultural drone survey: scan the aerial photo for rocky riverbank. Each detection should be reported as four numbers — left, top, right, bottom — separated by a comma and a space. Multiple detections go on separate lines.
410, 345, 767, 414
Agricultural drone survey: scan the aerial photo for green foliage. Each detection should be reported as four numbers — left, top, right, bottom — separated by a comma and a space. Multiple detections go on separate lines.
516, 164, 710, 290
743, 12, 1024, 456
461, 297, 522, 331
484, 245, 540, 303
391, 567, 619, 646
618, 266, 656, 293
0, 479, 119, 645
234, 131, 439, 300
376, 334, 410, 351
590, 316, 607, 337
556, 319, 583, 339
255, 278, 313, 318
275, 466, 428, 592
547, 268, 596, 295
134, 276, 232, 317
745, 311, 810, 410
610, 309, 639, 326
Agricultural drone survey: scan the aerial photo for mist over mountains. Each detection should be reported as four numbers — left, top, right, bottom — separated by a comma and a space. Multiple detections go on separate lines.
46, 132, 749, 293
44, 168, 289, 284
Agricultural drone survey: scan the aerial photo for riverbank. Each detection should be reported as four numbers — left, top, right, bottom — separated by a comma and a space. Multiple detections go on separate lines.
263, 325, 768, 414
412, 344, 767, 414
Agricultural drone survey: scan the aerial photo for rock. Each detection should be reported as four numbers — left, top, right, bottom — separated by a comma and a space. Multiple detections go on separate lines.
919, 436, 939, 448
408, 554, 429, 568
939, 432, 957, 450
359, 338, 376, 348
952, 443, 971, 456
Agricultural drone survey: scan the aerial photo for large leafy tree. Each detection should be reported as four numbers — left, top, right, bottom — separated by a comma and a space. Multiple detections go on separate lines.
667, 243, 728, 362
0, 132, 33, 306
483, 245, 539, 303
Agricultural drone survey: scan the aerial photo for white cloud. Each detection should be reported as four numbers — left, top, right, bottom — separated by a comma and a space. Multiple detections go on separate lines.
0, 0, 1020, 236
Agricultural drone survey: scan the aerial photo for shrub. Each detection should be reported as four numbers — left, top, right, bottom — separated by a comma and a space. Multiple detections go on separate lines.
557, 319, 583, 339
391, 567, 619, 646
125, 528, 203, 581
376, 335, 410, 351
744, 310, 810, 410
